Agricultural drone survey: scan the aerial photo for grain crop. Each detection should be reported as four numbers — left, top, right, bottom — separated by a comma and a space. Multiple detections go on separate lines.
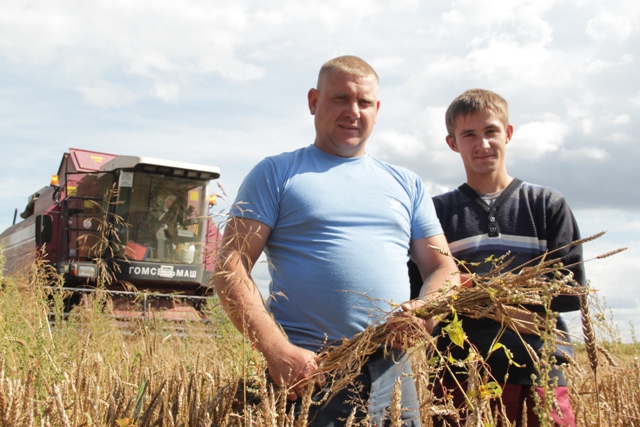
0, 234, 637, 426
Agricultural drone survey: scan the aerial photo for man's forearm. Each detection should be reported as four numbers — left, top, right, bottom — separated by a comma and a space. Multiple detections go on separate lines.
214, 250, 319, 397
418, 258, 459, 300
213, 250, 289, 355
411, 234, 459, 302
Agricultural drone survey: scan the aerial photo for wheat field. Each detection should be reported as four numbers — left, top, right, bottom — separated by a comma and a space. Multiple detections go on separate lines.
0, 245, 638, 427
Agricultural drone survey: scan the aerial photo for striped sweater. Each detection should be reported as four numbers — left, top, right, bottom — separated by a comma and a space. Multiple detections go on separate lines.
412, 178, 585, 385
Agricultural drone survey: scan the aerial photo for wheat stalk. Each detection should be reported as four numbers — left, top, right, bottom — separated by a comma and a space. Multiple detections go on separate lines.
389, 378, 403, 427
580, 287, 601, 426
580, 290, 599, 376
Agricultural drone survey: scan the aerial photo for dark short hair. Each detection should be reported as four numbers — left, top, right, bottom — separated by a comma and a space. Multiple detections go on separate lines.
445, 89, 509, 137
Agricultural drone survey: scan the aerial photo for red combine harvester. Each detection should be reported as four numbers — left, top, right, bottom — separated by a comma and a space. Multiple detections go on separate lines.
0, 148, 222, 320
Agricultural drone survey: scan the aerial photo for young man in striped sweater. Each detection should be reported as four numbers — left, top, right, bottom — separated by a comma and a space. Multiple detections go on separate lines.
416, 88, 584, 426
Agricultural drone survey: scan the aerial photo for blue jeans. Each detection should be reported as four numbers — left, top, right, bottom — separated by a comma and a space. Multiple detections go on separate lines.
292, 349, 422, 427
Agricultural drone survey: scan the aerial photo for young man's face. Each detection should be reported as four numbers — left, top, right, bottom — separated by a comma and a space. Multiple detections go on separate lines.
308, 70, 380, 158
446, 109, 513, 179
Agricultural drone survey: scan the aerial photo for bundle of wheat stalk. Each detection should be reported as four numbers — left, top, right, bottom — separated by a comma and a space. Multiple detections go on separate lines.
312, 231, 627, 403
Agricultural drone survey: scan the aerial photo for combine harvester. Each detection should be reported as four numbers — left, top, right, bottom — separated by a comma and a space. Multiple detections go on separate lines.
0, 148, 223, 321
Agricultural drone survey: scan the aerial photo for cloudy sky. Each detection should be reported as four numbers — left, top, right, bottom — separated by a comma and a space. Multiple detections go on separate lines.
1, 0, 638, 341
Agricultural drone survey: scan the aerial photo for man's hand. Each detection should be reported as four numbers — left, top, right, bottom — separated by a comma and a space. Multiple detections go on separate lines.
388, 233, 458, 350
264, 342, 326, 401
386, 299, 436, 351
213, 218, 326, 400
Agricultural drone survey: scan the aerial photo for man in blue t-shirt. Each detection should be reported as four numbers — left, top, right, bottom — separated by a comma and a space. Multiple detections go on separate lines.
214, 55, 458, 427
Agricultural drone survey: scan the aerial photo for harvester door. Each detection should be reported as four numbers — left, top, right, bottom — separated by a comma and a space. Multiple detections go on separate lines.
35, 214, 53, 245
64, 173, 112, 260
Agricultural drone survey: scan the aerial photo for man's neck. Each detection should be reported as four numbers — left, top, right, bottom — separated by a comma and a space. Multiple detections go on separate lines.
466, 172, 513, 195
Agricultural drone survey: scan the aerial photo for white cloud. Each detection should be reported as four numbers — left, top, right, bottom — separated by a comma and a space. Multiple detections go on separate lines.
585, 54, 634, 74
417, 34, 570, 90
0, 0, 268, 101
424, 180, 453, 198
444, 0, 539, 26
609, 133, 630, 143
586, 11, 636, 42
250, 0, 381, 35
558, 146, 609, 161
419, 106, 449, 149
387, 0, 422, 12
442, 0, 554, 44
78, 81, 137, 107
0, 3, 73, 63
247, 41, 293, 61
612, 114, 630, 124
565, 96, 596, 120
371, 56, 406, 73
467, 37, 557, 81
370, 130, 426, 160
152, 81, 181, 103
509, 117, 570, 161
563, 96, 606, 135
631, 92, 640, 106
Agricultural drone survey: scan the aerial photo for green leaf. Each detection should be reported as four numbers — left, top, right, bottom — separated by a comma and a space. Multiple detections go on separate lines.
442, 311, 466, 348
480, 381, 502, 399
488, 342, 523, 368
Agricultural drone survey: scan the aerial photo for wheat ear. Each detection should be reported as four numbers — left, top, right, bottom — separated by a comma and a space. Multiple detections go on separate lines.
579, 287, 601, 426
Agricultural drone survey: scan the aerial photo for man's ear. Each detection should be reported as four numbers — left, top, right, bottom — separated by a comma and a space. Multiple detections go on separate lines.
505, 124, 514, 144
308, 88, 318, 115
446, 135, 459, 152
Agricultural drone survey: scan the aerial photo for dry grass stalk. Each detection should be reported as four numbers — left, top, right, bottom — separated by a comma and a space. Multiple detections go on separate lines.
344, 407, 357, 427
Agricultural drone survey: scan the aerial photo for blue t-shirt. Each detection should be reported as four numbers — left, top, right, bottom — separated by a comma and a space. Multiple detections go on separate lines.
231, 145, 442, 350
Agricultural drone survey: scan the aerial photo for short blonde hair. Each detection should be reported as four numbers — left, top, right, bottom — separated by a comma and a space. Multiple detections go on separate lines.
317, 55, 379, 89
445, 89, 509, 137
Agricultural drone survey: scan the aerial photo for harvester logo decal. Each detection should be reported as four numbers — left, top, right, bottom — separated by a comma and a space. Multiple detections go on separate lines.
127, 265, 199, 280
158, 265, 175, 278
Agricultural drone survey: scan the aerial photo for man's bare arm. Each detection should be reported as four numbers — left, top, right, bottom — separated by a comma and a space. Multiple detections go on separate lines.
213, 217, 318, 400
411, 233, 459, 302
389, 234, 459, 346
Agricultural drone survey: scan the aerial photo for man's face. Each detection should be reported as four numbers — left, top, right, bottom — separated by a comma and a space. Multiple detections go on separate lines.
446, 109, 513, 178
308, 70, 380, 158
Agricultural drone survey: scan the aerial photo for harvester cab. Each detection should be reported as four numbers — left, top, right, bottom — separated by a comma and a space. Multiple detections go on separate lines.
1, 148, 222, 319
